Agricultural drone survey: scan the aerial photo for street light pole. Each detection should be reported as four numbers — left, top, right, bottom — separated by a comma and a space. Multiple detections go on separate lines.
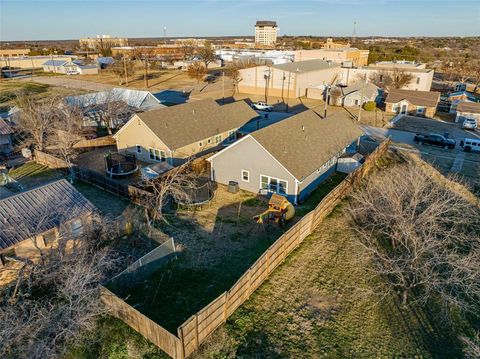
222, 70, 225, 104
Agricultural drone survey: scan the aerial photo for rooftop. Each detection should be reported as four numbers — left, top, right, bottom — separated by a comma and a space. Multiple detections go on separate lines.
272, 59, 340, 74
385, 89, 440, 107
250, 110, 363, 180
255, 20, 277, 27
126, 99, 258, 151
0, 179, 96, 251
0, 118, 14, 136
457, 101, 480, 114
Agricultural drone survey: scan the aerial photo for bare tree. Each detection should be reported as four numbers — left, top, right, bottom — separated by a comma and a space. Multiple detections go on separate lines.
110, 57, 134, 85
0, 216, 120, 359
225, 63, 241, 94
461, 332, 480, 359
48, 105, 84, 179
390, 68, 413, 89
329, 87, 342, 106
140, 157, 197, 229
348, 162, 480, 317
14, 92, 58, 151
369, 70, 393, 89
180, 39, 197, 61
187, 61, 207, 84
197, 41, 216, 70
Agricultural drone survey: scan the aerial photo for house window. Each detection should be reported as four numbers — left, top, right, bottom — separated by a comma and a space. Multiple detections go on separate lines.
199, 141, 203, 147
228, 130, 236, 142
260, 175, 288, 195
354, 99, 360, 106
416, 77, 420, 84
242, 170, 249, 182
136, 144, 141, 153
215, 135, 222, 144
149, 148, 166, 162
207, 138, 212, 144
416, 106, 425, 114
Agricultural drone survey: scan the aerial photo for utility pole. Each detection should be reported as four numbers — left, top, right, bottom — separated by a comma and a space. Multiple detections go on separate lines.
286, 73, 291, 112
358, 79, 366, 123
144, 58, 148, 88
123, 56, 128, 86
324, 85, 330, 118
222, 70, 225, 104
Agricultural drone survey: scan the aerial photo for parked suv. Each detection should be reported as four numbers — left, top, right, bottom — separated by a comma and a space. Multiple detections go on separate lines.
251, 102, 274, 111
460, 138, 480, 152
413, 133, 456, 149
461, 118, 478, 130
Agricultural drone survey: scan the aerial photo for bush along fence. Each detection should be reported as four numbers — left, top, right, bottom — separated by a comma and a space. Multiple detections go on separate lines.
96, 139, 391, 359
34, 150, 152, 205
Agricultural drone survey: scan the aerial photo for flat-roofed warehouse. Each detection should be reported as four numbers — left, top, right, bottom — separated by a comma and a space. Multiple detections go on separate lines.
238, 59, 341, 98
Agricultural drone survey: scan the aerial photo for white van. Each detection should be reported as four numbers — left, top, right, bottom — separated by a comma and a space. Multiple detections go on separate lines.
460, 138, 480, 153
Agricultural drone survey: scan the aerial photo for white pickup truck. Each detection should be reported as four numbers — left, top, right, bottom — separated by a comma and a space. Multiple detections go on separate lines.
251, 102, 274, 112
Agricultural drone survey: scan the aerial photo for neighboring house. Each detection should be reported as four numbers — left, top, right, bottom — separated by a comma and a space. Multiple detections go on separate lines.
0, 179, 96, 265
42, 60, 99, 75
455, 102, 480, 124
97, 57, 115, 69
114, 98, 259, 165
238, 59, 341, 98
385, 89, 440, 117
0, 118, 14, 155
65, 88, 165, 128
208, 110, 363, 204
447, 91, 478, 113
339, 82, 381, 107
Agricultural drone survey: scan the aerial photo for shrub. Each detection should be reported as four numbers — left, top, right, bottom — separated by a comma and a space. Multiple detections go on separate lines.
363, 101, 376, 111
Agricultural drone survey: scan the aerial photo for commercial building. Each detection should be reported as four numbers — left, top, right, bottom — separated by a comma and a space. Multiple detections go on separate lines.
255, 20, 278, 47
0, 55, 76, 69
79, 35, 128, 50
0, 48, 31, 58
295, 47, 369, 67
341, 66, 434, 91
111, 45, 183, 60
238, 59, 341, 98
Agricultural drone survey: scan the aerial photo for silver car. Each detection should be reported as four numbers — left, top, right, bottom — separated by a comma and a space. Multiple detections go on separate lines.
462, 118, 478, 130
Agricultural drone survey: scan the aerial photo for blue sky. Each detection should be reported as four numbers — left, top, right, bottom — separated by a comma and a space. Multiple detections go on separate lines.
1, 0, 479, 41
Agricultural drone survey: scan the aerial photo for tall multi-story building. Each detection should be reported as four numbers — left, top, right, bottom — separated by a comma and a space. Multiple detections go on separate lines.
79, 35, 128, 51
255, 21, 278, 47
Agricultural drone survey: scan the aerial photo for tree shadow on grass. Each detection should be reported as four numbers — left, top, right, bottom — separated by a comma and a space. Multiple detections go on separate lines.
380, 294, 465, 358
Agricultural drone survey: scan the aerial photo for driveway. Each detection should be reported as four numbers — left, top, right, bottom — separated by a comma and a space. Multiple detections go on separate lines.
18, 76, 115, 92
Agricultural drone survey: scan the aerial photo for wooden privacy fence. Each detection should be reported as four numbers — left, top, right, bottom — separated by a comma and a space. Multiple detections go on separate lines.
103, 139, 390, 359
177, 139, 391, 357
34, 150, 152, 205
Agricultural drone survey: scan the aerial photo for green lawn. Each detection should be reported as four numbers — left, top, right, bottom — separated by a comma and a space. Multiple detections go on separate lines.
8, 161, 64, 189
192, 208, 471, 359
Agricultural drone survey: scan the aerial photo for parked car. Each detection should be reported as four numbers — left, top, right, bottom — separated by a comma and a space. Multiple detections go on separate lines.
459, 138, 480, 152
461, 118, 478, 130
251, 102, 274, 111
413, 133, 456, 149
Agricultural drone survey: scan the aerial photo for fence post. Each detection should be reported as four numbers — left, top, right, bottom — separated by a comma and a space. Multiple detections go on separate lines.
195, 314, 199, 350
177, 327, 185, 359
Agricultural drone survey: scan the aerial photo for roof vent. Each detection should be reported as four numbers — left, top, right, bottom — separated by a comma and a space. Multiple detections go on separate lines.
301, 125, 305, 131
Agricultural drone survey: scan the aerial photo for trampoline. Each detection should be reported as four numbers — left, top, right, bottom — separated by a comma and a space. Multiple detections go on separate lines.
105, 152, 138, 177
176, 178, 216, 207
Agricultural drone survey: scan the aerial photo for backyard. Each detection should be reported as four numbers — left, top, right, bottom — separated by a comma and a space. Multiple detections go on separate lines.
108, 173, 346, 333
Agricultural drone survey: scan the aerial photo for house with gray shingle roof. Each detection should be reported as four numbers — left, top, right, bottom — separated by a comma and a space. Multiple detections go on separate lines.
113, 98, 259, 166
0, 179, 96, 265
208, 110, 363, 204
